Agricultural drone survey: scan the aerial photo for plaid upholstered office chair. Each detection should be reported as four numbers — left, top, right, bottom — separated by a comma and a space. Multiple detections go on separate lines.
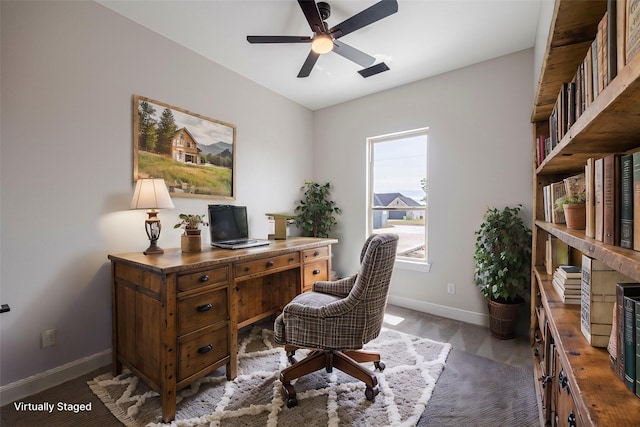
274, 233, 399, 408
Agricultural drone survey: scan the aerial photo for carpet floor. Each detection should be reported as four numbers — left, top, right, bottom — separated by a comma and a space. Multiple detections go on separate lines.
88, 327, 451, 426
417, 348, 538, 426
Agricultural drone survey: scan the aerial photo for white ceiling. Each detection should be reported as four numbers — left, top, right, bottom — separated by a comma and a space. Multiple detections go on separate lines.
99, 0, 543, 110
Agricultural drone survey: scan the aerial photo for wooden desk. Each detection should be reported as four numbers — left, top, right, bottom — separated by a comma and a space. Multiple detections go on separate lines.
108, 237, 337, 422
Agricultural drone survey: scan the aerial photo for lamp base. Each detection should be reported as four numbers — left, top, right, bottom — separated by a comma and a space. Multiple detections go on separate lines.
143, 241, 164, 255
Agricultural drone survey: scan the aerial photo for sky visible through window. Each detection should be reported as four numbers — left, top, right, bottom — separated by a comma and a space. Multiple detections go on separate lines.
373, 134, 427, 203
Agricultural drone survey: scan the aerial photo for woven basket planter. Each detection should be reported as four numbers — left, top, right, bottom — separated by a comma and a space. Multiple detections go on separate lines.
487, 297, 524, 340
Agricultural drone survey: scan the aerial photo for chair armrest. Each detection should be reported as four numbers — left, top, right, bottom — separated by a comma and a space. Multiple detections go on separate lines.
312, 274, 357, 298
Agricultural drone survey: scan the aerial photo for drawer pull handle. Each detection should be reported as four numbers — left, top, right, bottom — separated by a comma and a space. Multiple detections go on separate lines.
313, 269, 321, 275
198, 344, 213, 354
244, 267, 250, 272
197, 303, 212, 312
314, 251, 320, 256
266, 261, 274, 267
559, 370, 568, 390
289, 257, 295, 262
200, 275, 210, 282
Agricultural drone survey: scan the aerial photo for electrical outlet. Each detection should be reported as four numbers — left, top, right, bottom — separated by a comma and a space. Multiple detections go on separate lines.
447, 283, 456, 294
41, 329, 57, 348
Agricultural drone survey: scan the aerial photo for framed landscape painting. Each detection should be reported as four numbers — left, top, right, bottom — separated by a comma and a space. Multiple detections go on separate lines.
133, 95, 236, 199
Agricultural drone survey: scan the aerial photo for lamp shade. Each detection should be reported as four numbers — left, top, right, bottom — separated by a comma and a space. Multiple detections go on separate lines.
130, 178, 174, 210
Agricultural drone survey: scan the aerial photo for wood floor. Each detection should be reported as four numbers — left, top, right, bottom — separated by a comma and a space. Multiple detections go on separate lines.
0, 304, 532, 426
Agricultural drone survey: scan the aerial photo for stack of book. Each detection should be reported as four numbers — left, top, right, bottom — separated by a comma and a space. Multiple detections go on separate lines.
553, 265, 582, 304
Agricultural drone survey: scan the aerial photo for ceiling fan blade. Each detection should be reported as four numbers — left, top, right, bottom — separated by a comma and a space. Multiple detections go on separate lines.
297, 50, 320, 78
332, 40, 375, 67
247, 35, 312, 44
298, 0, 326, 34
330, 0, 398, 39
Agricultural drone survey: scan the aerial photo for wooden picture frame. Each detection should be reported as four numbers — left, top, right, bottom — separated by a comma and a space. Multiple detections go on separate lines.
133, 95, 236, 199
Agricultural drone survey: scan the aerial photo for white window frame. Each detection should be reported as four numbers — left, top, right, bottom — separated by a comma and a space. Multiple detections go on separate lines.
366, 128, 431, 272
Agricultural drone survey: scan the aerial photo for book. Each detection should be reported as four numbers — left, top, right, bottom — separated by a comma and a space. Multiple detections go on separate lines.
616, 283, 640, 381
585, 46, 593, 107
557, 265, 582, 279
597, 12, 608, 93
564, 172, 586, 196
537, 135, 546, 167
603, 154, 621, 245
636, 298, 640, 397
621, 154, 634, 248
595, 157, 605, 241
543, 184, 551, 222
586, 158, 596, 238
551, 181, 567, 224
624, 295, 638, 392
591, 38, 599, 100
607, 0, 617, 82
582, 256, 632, 348
545, 236, 569, 275
634, 151, 640, 251
626, 0, 640, 63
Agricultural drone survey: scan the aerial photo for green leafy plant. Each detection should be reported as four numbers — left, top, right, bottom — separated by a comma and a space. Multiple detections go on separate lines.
294, 181, 341, 238
174, 214, 208, 231
555, 191, 586, 213
474, 205, 532, 303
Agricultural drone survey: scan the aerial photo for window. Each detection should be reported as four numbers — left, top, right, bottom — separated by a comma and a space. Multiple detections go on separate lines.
367, 128, 429, 268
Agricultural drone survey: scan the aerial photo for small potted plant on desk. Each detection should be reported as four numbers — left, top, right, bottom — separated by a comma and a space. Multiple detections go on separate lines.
555, 192, 586, 230
174, 214, 208, 253
474, 205, 532, 339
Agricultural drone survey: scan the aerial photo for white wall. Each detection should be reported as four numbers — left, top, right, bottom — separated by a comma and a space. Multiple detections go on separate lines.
0, 0, 313, 390
533, 0, 556, 93
313, 49, 534, 324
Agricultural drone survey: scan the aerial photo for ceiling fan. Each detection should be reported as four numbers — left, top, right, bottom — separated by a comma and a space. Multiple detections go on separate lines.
247, 0, 398, 78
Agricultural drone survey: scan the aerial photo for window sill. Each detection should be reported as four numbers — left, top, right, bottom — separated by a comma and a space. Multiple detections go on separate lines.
394, 259, 431, 272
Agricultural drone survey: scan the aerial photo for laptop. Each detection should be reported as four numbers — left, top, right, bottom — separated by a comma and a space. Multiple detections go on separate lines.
208, 205, 272, 249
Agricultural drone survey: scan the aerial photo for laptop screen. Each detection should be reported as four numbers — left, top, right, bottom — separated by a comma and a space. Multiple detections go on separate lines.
208, 205, 249, 242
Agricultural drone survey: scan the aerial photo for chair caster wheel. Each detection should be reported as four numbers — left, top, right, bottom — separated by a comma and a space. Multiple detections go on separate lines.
374, 361, 385, 371
365, 385, 379, 401
282, 383, 298, 408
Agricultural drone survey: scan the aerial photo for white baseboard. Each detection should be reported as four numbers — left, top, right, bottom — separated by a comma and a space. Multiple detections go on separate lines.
388, 295, 489, 327
0, 349, 112, 407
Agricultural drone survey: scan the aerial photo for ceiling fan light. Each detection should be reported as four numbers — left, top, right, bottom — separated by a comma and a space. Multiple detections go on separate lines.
311, 35, 333, 54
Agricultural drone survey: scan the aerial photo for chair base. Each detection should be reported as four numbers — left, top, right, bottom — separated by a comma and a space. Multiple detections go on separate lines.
280, 346, 386, 408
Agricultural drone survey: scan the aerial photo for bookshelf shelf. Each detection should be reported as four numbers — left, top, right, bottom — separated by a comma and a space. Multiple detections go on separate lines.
531, 1, 640, 425
536, 49, 640, 175
536, 220, 640, 281
534, 267, 640, 426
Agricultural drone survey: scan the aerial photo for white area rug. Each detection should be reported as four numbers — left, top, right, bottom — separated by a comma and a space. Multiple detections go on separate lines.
88, 328, 451, 426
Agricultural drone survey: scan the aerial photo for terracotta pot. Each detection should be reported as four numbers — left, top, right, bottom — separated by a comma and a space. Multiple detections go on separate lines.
181, 233, 202, 252
563, 203, 586, 230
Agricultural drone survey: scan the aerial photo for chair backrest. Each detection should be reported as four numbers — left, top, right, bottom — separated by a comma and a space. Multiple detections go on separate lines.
349, 233, 398, 343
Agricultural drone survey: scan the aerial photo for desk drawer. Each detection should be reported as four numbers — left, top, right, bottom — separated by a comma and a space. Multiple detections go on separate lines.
178, 266, 229, 292
303, 247, 329, 261
303, 260, 329, 292
178, 287, 229, 335
178, 324, 228, 381
235, 253, 300, 278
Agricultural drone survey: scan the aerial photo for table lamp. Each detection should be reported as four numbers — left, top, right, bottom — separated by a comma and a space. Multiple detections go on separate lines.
130, 178, 174, 255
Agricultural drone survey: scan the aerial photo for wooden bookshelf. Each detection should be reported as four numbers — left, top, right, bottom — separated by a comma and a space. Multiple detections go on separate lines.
531, 1, 640, 425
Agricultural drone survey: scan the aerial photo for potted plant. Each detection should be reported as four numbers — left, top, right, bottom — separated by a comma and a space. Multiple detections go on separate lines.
474, 205, 532, 339
555, 192, 586, 230
294, 180, 341, 238
174, 214, 208, 252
